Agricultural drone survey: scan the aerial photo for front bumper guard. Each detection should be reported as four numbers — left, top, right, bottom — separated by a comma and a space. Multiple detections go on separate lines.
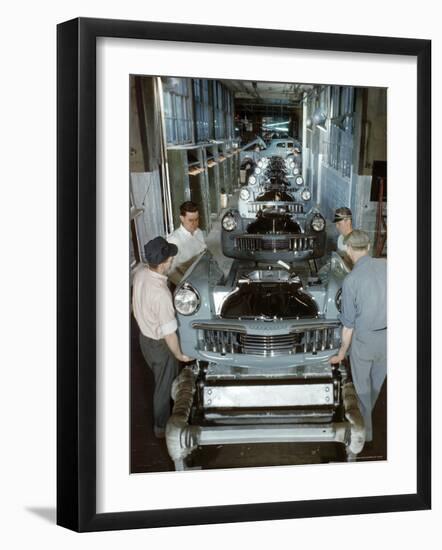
166, 367, 365, 470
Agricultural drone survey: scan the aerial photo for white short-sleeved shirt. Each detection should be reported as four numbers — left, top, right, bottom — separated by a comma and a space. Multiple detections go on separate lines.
337, 233, 347, 253
167, 225, 206, 285
132, 266, 177, 340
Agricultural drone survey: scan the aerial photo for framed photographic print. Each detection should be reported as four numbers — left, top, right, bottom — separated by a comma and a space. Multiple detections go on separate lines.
57, 17, 431, 532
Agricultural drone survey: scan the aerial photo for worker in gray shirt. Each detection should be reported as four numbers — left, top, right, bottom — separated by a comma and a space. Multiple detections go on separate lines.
329, 230, 387, 443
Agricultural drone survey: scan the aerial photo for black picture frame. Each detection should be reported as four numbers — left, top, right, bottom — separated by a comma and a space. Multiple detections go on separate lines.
57, 17, 431, 532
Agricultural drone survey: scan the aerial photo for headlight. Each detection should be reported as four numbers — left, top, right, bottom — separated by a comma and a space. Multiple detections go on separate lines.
222, 213, 237, 231
311, 214, 325, 232
331, 254, 351, 275
296, 175, 304, 185
257, 160, 263, 167
239, 188, 250, 201
287, 161, 295, 169
174, 284, 200, 316
293, 168, 300, 175
248, 175, 257, 185
301, 188, 311, 201
335, 288, 342, 312
255, 167, 262, 175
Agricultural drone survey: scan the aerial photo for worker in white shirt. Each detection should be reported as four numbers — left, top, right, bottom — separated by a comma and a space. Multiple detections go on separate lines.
333, 207, 353, 255
132, 236, 193, 438
167, 201, 207, 286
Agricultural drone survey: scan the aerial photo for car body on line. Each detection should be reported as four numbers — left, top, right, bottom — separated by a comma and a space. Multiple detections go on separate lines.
240, 136, 302, 168
165, 250, 365, 470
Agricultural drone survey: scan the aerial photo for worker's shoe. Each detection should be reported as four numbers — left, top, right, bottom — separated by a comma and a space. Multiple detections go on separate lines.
154, 426, 166, 439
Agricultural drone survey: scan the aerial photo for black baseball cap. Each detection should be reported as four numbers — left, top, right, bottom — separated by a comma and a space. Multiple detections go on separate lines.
144, 236, 178, 265
333, 207, 352, 222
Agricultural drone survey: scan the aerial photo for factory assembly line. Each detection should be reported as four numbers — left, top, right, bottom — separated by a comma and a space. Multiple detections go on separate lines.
166, 154, 365, 470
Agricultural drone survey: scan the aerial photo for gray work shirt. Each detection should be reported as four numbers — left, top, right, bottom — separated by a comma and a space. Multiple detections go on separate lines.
339, 255, 387, 334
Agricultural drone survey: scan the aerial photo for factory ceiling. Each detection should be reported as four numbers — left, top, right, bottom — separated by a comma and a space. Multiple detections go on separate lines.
220, 79, 315, 107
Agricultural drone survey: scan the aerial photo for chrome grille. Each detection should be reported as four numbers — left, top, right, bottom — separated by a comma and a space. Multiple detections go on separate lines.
239, 333, 300, 356
200, 329, 238, 354
236, 234, 316, 252
291, 236, 316, 251
262, 237, 290, 250
235, 236, 262, 252
198, 325, 338, 357
247, 202, 304, 215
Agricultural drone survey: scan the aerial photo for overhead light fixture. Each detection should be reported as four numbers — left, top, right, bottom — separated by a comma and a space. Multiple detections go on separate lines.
266, 126, 289, 132
264, 120, 290, 127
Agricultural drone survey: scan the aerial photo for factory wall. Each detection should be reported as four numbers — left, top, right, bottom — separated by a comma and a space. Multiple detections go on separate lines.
303, 86, 387, 247
130, 75, 237, 266
129, 77, 165, 265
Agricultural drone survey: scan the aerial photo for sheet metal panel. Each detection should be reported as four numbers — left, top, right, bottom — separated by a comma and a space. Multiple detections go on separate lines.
203, 383, 334, 408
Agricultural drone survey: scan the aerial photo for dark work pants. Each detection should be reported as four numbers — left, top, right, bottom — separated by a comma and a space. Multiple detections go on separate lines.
139, 332, 179, 431
350, 330, 387, 442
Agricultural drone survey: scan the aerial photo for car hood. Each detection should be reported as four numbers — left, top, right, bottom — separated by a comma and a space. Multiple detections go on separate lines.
247, 212, 301, 234
220, 282, 318, 319
257, 189, 293, 202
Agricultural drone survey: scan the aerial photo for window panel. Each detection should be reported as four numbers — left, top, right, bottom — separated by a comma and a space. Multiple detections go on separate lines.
194, 78, 211, 142
321, 86, 354, 180
162, 77, 193, 145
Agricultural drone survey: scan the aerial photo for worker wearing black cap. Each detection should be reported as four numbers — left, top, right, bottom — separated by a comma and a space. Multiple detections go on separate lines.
133, 236, 193, 438
333, 207, 353, 255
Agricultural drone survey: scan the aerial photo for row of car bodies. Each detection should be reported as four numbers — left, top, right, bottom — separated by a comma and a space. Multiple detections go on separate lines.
239, 136, 302, 168
223, 156, 326, 262
166, 144, 364, 470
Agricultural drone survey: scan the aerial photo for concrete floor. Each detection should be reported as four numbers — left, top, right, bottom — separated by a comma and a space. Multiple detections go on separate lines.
130, 194, 387, 473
